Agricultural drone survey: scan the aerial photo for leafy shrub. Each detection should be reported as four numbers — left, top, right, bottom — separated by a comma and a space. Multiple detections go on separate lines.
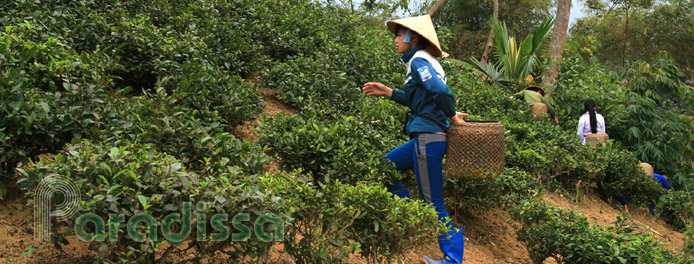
684, 223, 694, 260
89, 88, 269, 174
258, 172, 442, 264
0, 26, 117, 179
258, 112, 399, 185
259, 173, 359, 263
555, 53, 694, 187
158, 59, 264, 127
264, 54, 359, 112
656, 190, 694, 231
511, 199, 680, 264
342, 182, 444, 264
553, 54, 627, 122
445, 61, 529, 121
16, 140, 285, 262
503, 120, 662, 208
445, 168, 542, 215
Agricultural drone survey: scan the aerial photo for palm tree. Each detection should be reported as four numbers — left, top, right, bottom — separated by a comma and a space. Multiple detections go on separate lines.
471, 17, 554, 91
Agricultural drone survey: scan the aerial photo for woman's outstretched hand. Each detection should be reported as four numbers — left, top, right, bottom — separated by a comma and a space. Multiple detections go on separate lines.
451, 112, 468, 125
362, 82, 393, 98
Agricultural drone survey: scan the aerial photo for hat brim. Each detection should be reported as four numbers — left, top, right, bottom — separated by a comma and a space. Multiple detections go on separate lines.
386, 15, 445, 57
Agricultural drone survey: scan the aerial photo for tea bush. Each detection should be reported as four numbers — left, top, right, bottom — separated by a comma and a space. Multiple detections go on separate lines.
684, 223, 694, 260
258, 171, 443, 263
258, 112, 400, 185
502, 119, 662, 208
511, 199, 681, 264
158, 59, 264, 127
16, 140, 285, 262
555, 54, 694, 187
445, 168, 542, 215
656, 190, 694, 231
89, 88, 269, 174
0, 27, 117, 178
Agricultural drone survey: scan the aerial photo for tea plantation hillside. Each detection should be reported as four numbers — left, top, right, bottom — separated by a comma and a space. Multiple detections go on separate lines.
1, 0, 693, 263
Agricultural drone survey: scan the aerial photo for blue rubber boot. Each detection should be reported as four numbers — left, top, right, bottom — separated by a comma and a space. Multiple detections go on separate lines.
438, 227, 464, 263
423, 227, 464, 264
421, 256, 442, 264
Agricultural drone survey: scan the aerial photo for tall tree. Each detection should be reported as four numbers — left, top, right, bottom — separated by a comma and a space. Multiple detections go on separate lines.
543, 0, 572, 97
570, 0, 692, 78
427, 0, 447, 15
480, 0, 499, 66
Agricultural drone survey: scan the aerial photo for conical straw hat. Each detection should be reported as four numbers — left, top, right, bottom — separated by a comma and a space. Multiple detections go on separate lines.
387, 15, 447, 57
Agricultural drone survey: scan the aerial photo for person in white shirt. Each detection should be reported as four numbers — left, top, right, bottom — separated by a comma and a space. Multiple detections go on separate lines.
577, 98, 606, 145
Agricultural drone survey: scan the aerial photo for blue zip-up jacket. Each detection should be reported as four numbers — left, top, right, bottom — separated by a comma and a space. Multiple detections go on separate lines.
390, 46, 456, 134
653, 173, 671, 190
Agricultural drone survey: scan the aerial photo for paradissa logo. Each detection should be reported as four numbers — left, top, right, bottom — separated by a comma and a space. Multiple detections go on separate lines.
74, 202, 284, 243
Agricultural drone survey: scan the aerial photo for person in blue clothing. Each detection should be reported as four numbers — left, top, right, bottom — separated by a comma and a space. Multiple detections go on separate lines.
650, 170, 671, 216
362, 14, 467, 264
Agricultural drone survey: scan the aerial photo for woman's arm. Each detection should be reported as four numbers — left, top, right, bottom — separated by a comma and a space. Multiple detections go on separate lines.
362, 82, 411, 106
577, 117, 585, 141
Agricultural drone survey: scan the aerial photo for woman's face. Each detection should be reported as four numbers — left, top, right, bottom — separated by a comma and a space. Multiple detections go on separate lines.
394, 28, 412, 54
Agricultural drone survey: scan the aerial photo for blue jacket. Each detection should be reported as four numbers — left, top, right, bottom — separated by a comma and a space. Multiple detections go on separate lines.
653, 173, 671, 190
390, 47, 456, 134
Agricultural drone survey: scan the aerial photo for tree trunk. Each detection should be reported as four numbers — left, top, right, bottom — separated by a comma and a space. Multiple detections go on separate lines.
427, 0, 447, 16
543, 0, 571, 101
481, 0, 499, 66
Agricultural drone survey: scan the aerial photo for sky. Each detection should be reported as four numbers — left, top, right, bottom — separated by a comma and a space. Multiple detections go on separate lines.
396, 0, 589, 27
569, 0, 587, 27
351, 0, 589, 29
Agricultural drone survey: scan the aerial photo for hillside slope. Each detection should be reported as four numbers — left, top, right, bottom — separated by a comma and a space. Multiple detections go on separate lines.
0, 87, 684, 264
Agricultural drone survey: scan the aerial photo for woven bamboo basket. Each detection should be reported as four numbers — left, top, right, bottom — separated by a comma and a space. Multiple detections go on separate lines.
445, 121, 505, 179
639, 162, 654, 177
530, 102, 548, 120
586, 133, 609, 146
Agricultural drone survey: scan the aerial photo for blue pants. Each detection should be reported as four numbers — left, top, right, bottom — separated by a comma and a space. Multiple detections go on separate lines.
386, 133, 464, 264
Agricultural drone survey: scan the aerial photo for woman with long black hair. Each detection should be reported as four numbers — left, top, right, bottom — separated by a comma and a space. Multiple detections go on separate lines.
577, 98, 606, 145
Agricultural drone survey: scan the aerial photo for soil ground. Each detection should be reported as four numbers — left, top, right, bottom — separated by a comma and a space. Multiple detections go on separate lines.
0, 88, 684, 263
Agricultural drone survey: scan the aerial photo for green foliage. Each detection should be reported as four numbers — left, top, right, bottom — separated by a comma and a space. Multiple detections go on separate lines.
684, 222, 694, 260
656, 190, 694, 231
445, 168, 543, 215
263, 20, 402, 113
89, 88, 269, 174
444, 60, 528, 120
571, 0, 694, 79
258, 172, 442, 264
511, 199, 681, 264
623, 52, 687, 106
431, 0, 554, 60
16, 140, 283, 262
158, 61, 264, 127
553, 54, 627, 121
555, 52, 694, 189
258, 112, 400, 185
470, 17, 554, 91
0, 26, 117, 179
